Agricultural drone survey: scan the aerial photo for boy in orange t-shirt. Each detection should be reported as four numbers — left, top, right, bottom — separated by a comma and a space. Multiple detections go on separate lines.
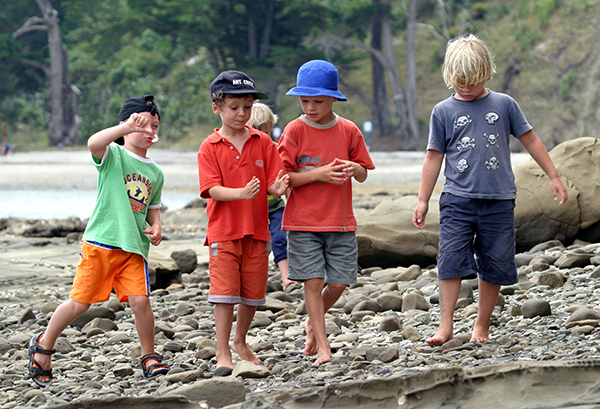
278, 60, 375, 366
197, 70, 288, 376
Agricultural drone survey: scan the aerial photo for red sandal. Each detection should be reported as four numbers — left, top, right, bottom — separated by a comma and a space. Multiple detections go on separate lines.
140, 353, 170, 378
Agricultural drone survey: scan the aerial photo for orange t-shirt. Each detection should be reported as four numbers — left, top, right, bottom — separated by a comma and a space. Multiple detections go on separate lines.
198, 126, 285, 244
278, 115, 375, 232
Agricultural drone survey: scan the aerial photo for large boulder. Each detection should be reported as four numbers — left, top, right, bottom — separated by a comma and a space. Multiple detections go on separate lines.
514, 137, 600, 252
357, 195, 439, 269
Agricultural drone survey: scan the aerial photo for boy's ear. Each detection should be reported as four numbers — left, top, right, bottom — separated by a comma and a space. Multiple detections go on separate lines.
212, 102, 220, 115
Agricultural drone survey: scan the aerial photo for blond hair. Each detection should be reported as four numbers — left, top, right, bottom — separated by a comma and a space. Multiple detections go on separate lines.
442, 34, 496, 88
248, 102, 278, 132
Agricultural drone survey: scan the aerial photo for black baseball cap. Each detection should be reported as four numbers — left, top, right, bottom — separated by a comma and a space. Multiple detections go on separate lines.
115, 95, 160, 145
117, 95, 160, 123
210, 71, 269, 101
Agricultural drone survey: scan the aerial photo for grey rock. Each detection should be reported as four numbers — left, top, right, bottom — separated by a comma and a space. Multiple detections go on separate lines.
356, 196, 440, 268
352, 299, 380, 313
170, 249, 198, 273
521, 299, 552, 318
378, 314, 402, 332
402, 292, 429, 312
232, 361, 270, 378
567, 307, 600, 323
71, 306, 116, 329
163, 378, 246, 407
376, 293, 403, 311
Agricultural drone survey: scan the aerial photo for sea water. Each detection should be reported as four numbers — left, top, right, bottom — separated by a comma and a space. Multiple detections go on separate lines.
0, 150, 531, 220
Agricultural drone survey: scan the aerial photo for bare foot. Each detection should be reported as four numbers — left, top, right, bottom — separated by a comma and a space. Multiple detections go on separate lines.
231, 341, 261, 365
303, 319, 318, 356
312, 350, 331, 366
215, 350, 234, 370
425, 329, 454, 346
282, 279, 296, 291
470, 323, 490, 343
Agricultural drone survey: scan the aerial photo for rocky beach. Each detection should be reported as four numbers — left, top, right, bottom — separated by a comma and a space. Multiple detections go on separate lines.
2, 148, 600, 408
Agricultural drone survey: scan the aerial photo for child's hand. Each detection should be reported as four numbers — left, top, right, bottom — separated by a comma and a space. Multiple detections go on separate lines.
412, 202, 429, 230
143, 223, 162, 246
125, 113, 154, 136
550, 177, 568, 206
315, 160, 349, 185
240, 176, 261, 200
268, 170, 289, 196
333, 158, 367, 182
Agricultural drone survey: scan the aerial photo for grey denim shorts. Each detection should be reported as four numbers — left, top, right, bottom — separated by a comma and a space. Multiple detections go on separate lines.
287, 231, 358, 285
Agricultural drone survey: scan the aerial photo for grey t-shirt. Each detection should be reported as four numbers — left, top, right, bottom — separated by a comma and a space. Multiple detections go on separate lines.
427, 90, 532, 200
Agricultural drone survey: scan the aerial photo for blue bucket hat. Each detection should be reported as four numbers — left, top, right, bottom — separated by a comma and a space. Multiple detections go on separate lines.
286, 60, 347, 101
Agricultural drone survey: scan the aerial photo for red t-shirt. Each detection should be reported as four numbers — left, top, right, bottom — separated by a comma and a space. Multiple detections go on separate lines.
278, 115, 375, 232
198, 126, 285, 244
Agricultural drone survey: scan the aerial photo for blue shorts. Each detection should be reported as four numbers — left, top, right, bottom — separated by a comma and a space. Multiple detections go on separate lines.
269, 208, 287, 263
287, 231, 358, 285
437, 193, 518, 286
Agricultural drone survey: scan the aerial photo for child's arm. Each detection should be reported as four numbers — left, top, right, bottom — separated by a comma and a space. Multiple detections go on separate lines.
334, 158, 368, 183
267, 170, 290, 196
143, 208, 162, 246
287, 160, 350, 188
87, 113, 154, 159
412, 150, 444, 229
208, 177, 261, 201
519, 130, 568, 206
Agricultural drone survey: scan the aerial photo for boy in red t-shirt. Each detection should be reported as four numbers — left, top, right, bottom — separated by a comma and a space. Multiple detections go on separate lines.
278, 60, 375, 366
197, 71, 289, 376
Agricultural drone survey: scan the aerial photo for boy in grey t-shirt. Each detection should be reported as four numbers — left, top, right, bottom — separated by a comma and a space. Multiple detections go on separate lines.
413, 35, 568, 346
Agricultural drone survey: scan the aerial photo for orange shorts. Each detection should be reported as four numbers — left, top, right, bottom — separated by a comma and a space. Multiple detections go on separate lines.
208, 237, 268, 305
70, 241, 150, 304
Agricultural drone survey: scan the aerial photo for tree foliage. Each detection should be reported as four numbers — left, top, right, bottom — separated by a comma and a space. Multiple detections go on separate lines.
1, 0, 487, 147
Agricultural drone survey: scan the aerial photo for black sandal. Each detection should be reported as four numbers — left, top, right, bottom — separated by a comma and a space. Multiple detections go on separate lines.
29, 333, 55, 387
140, 353, 170, 378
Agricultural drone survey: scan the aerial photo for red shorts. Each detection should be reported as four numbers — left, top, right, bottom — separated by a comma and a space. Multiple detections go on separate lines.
70, 241, 150, 304
208, 237, 268, 305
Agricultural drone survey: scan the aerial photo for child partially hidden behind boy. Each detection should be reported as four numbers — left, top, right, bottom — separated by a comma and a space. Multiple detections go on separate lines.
413, 35, 568, 345
247, 102, 295, 291
29, 95, 169, 387
278, 60, 375, 366
197, 71, 289, 376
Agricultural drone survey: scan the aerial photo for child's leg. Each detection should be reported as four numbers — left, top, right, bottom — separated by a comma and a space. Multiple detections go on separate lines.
277, 258, 295, 290
303, 278, 331, 365
128, 296, 155, 355
426, 277, 461, 346
129, 295, 170, 376
303, 283, 346, 356
231, 303, 261, 364
471, 279, 500, 342
214, 303, 235, 369
33, 298, 90, 384
270, 209, 295, 290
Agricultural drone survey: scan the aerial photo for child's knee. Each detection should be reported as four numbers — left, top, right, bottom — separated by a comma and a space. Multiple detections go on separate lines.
327, 283, 346, 294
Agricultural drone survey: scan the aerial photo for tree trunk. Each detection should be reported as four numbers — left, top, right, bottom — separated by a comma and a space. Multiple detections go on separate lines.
370, 0, 392, 138
259, 1, 274, 60
405, 0, 420, 140
38, 0, 69, 146
248, 17, 258, 59
381, 0, 409, 139
14, 0, 80, 146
